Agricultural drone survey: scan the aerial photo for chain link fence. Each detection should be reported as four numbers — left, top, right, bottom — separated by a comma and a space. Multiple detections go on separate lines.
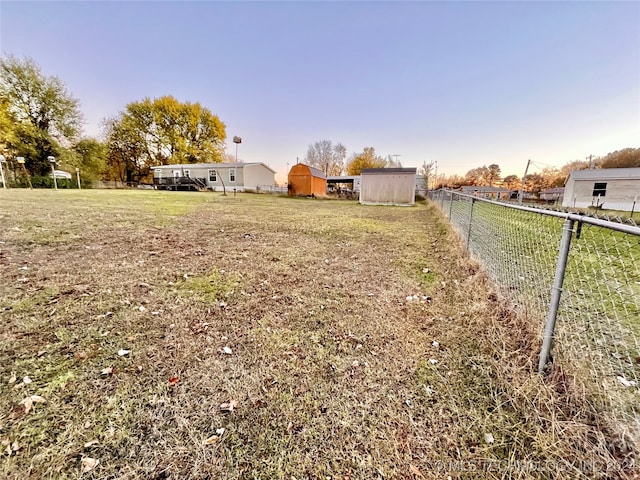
429, 189, 640, 442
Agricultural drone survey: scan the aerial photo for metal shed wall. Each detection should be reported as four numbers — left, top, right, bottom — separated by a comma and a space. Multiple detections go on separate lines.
359, 169, 416, 206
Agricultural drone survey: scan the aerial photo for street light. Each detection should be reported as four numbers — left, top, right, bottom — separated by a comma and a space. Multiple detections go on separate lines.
233, 136, 242, 162
0, 155, 6, 189
48, 156, 57, 190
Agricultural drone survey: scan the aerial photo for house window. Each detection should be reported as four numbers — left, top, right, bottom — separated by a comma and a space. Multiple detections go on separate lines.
592, 182, 607, 197
229, 169, 236, 182
184, 170, 190, 178
208, 170, 217, 182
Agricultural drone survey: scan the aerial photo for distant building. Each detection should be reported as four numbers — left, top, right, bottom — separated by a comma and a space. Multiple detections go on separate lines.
288, 163, 327, 197
540, 187, 564, 202
49, 170, 72, 180
327, 175, 361, 193
562, 168, 640, 211
359, 168, 417, 206
459, 185, 511, 200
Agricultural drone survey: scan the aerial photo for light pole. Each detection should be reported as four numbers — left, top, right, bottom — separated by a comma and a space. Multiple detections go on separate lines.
519, 159, 531, 203
0, 155, 6, 189
48, 156, 57, 190
76, 167, 81, 189
233, 136, 242, 162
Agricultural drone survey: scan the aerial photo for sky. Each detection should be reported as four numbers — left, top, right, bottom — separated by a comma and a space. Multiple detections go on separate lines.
1, 1, 638, 183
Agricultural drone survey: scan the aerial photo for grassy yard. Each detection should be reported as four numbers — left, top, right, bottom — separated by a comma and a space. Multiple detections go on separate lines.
0, 190, 635, 479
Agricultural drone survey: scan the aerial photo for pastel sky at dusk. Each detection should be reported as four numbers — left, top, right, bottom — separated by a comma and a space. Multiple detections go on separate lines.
1, 1, 638, 182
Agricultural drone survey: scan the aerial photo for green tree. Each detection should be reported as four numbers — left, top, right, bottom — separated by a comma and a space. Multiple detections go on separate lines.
104, 96, 226, 183
0, 56, 82, 175
71, 138, 107, 184
304, 140, 347, 176
346, 147, 386, 175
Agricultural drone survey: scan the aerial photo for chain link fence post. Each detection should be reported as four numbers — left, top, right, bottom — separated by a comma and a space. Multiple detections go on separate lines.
466, 198, 475, 252
538, 218, 575, 373
448, 190, 454, 219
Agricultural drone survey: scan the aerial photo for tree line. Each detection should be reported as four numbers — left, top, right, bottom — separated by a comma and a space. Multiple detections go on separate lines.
2, 55, 638, 188
433, 149, 640, 193
302, 140, 402, 176
0, 56, 227, 186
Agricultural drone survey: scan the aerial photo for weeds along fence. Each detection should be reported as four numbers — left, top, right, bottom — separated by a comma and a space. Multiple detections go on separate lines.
428, 189, 640, 439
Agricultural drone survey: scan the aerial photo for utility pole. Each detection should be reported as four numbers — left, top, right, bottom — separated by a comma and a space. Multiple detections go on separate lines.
519, 159, 531, 203
587, 155, 594, 169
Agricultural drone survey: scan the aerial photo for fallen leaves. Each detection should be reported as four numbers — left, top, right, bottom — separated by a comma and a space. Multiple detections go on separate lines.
168, 377, 179, 386
101, 367, 113, 376
81, 457, 99, 473
2, 439, 20, 455
222, 346, 233, 355
117, 349, 131, 357
410, 464, 425, 478
220, 400, 238, 412
617, 376, 638, 388
202, 435, 219, 445
203, 428, 226, 445
19, 395, 46, 414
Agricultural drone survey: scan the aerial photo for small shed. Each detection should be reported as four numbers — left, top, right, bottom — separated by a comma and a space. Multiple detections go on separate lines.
562, 167, 640, 211
288, 163, 327, 197
359, 168, 417, 206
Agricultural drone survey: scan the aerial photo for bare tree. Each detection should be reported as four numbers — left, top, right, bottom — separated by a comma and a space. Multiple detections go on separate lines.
304, 140, 346, 175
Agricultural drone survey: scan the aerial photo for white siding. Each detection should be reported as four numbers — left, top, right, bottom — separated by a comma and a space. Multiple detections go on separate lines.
243, 164, 276, 189
360, 173, 416, 206
563, 178, 640, 211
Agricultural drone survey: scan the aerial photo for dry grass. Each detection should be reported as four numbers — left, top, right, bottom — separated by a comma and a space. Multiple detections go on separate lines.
0, 190, 636, 479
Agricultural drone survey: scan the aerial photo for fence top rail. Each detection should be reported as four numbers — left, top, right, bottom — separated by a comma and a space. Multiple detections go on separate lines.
439, 189, 640, 236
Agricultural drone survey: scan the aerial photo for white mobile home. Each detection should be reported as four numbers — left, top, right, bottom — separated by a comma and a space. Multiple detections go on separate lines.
562, 168, 640, 211
359, 168, 417, 206
152, 162, 276, 192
